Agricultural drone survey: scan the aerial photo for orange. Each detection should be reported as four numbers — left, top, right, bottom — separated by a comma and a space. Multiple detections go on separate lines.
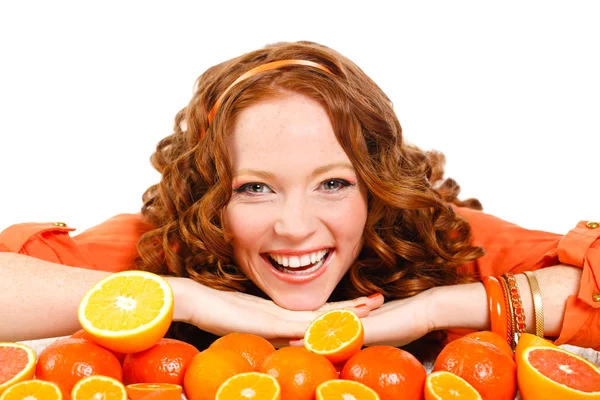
515, 332, 555, 362
425, 371, 482, 400
71, 375, 126, 400
340, 346, 426, 400
303, 309, 364, 365
209, 332, 275, 370
216, 372, 280, 400
183, 347, 252, 400
433, 335, 516, 400
316, 379, 380, 400
70, 329, 126, 364
122, 338, 199, 385
463, 330, 514, 359
35, 337, 123, 398
78, 270, 174, 353
0, 342, 36, 394
259, 346, 337, 400
517, 345, 600, 400
126, 383, 182, 400
0, 380, 62, 400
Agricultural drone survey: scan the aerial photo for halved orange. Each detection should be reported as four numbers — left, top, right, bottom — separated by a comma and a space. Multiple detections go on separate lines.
303, 309, 364, 364
126, 383, 182, 400
0, 380, 62, 400
0, 342, 36, 394
517, 345, 600, 399
71, 375, 127, 400
425, 371, 482, 400
515, 332, 555, 362
316, 379, 380, 400
215, 372, 280, 400
78, 270, 174, 353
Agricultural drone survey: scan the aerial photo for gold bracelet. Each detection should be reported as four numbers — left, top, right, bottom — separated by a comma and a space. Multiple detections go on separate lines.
499, 275, 517, 349
524, 271, 544, 338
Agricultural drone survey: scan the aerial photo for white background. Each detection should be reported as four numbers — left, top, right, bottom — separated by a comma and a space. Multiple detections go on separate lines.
0, 1, 598, 235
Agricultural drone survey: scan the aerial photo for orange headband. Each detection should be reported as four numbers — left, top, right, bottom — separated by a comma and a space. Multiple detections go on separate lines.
206, 59, 334, 125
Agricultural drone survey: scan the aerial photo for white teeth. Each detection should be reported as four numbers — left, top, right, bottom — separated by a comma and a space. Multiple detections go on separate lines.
273, 253, 328, 275
269, 250, 328, 269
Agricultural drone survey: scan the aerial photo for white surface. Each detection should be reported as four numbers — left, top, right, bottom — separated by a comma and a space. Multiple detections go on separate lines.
0, 1, 599, 235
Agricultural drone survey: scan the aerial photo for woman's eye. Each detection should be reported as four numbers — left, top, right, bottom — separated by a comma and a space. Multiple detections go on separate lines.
235, 183, 272, 194
321, 179, 351, 191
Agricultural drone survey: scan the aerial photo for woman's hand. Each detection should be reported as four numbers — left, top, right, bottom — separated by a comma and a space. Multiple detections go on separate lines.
167, 277, 384, 346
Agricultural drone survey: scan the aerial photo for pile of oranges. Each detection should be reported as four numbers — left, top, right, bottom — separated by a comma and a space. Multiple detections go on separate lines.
1, 271, 600, 400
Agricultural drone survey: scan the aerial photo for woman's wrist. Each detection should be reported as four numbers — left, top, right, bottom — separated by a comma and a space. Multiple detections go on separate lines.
165, 276, 194, 324
427, 282, 490, 332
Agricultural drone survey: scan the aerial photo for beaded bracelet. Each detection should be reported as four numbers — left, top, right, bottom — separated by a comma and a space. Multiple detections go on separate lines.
481, 276, 510, 345
504, 272, 526, 335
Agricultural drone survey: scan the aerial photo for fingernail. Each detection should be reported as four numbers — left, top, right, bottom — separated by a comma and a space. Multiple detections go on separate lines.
368, 293, 382, 299
354, 303, 367, 309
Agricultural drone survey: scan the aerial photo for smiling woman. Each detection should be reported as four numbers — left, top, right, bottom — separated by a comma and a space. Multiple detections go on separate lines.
0, 41, 599, 357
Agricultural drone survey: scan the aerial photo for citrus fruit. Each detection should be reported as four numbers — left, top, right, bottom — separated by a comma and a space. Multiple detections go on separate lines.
463, 330, 513, 359
0, 342, 36, 394
126, 383, 182, 400
303, 309, 364, 365
316, 379, 380, 400
433, 335, 516, 400
35, 337, 123, 398
209, 332, 275, 370
340, 346, 426, 400
215, 372, 281, 400
515, 332, 555, 362
517, 345, 600, 399
425, 371, 482, 400
70, 329, 126, 364
260, 346, 337, 400
71, 375, 126, 400
0, 380, 62, 400
78, 270, 174, 353
183, 347, 252, 400
122, 338, 199, 385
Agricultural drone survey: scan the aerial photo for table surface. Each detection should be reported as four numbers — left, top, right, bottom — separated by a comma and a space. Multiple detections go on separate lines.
18, 337, 600, 400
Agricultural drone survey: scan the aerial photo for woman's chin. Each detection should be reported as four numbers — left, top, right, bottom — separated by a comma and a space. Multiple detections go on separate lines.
270, 295, 328, 311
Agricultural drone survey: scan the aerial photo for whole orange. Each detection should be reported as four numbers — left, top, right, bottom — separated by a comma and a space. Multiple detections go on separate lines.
259, 346, 337, 400
183, 347, 252, 400
122, 338, 200, 385
340, 346, 426, 400
462, 330, 513, 360
35, 337, 123, 398
433, 335, 517, 400
209, 332, 275, 371
70, 328, 126, 364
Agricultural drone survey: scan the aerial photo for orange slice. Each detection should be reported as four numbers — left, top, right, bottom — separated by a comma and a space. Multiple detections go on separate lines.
78, 270, 174, 353
0, 380, 62, 400
515, 332, 555, 362
71, 375, 126, 400
425, 371, 482, 400
518, 345, 600, 399
303, 309, 364, 364
126, 383, 182, 400
215, 372, 280, 400
316, 379, 380, 400
0, 342, 36, 394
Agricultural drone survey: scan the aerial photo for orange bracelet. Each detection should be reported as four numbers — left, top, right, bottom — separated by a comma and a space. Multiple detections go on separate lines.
503, 272, 526, 334
481, 276, 509, 344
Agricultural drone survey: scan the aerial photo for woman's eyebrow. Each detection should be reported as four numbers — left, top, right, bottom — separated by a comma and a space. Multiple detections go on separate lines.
234, 163, 354, 180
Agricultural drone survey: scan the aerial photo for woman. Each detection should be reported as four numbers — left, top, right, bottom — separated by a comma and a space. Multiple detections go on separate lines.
1, 41, 598, 351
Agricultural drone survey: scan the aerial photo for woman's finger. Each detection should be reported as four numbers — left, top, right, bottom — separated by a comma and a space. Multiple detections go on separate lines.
317, 293, 385, 312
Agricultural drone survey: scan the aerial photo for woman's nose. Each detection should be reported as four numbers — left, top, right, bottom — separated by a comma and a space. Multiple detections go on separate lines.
273, 196, 317, 240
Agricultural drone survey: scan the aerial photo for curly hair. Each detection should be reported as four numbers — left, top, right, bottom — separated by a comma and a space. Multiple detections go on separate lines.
137, 40, 485, 303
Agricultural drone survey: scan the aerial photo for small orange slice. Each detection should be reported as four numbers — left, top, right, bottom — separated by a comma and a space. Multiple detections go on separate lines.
303, 309, 364, 364
0, 343, 36, 395
126, 383, 182, 400
316, 379, 380, 400
425, 371, 482, 400
71, 375, 127, 400
518, 346, 600, 400
78, 270, 174, 353
0, 380, 62, 400
215, 372, 280, 400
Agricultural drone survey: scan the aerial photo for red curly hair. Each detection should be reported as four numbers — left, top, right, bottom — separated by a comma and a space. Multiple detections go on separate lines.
137, 40, 484, 303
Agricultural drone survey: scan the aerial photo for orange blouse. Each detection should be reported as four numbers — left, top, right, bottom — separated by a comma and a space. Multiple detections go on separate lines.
1, 208, 599, 349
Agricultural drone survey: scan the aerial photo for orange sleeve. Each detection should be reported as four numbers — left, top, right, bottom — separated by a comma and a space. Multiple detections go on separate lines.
455, 206, 600, 349
0, 214, 152, 273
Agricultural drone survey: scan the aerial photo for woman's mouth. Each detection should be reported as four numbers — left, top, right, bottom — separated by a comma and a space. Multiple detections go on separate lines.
262, 249, 334, 283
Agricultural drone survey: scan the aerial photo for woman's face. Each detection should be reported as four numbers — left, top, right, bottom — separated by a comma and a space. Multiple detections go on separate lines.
223, 92, 368, 311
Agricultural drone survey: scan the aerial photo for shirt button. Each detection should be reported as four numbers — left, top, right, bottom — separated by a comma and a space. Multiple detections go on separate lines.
586, 221, 599, 229
53, 222, 68, 227
593, 292, 600, 302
